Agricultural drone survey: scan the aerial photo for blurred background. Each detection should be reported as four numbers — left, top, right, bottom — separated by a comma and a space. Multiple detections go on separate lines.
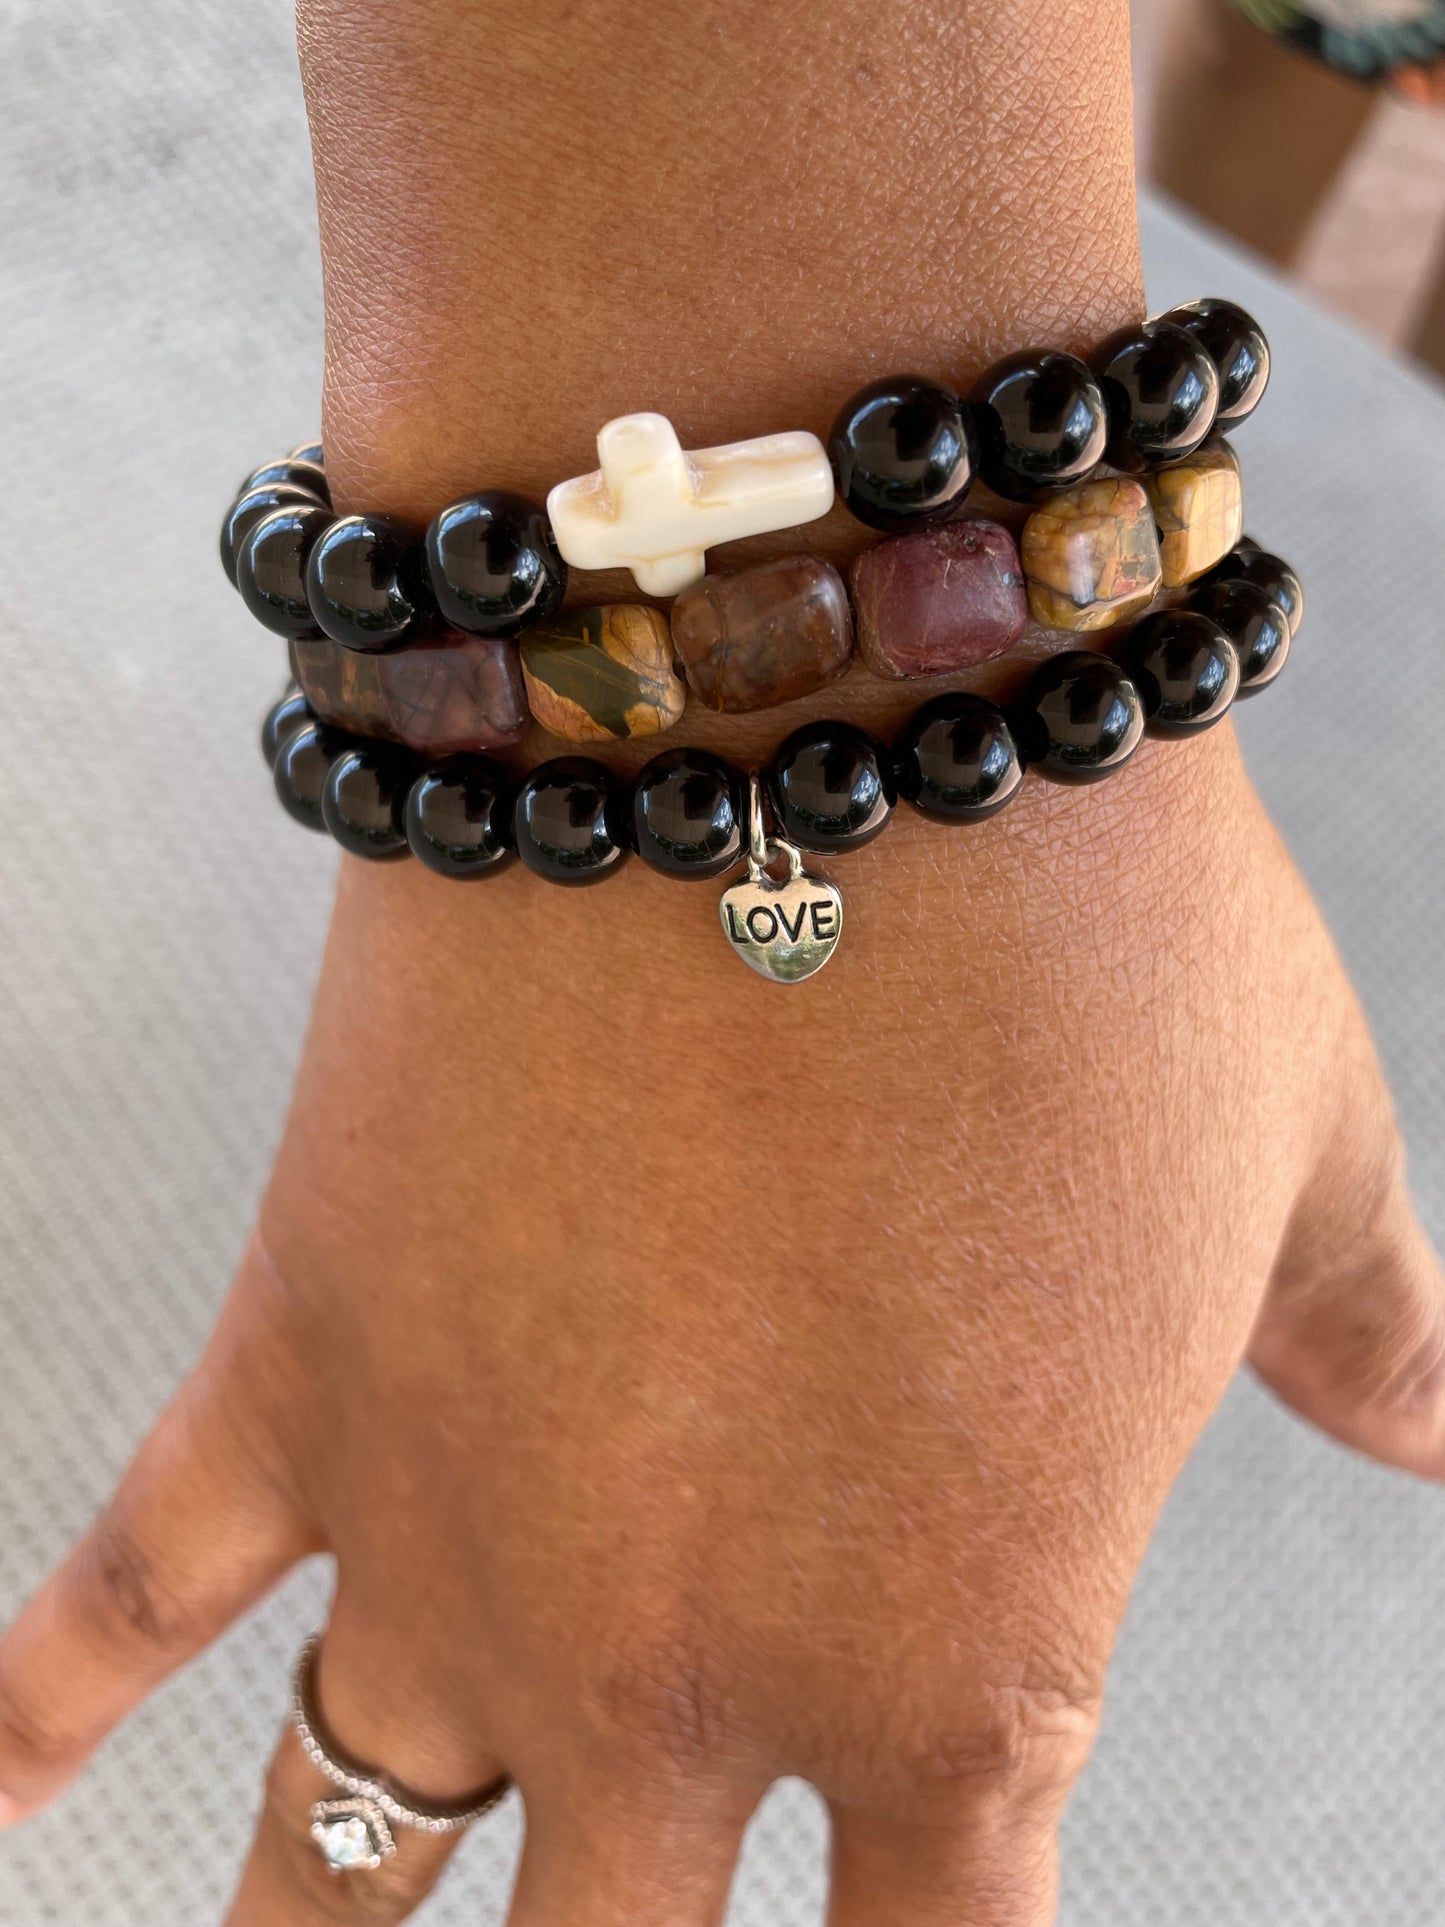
1135, 0, 1445, 372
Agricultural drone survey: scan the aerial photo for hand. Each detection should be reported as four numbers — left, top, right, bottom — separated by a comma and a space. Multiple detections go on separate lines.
0, 718, 1439, 1927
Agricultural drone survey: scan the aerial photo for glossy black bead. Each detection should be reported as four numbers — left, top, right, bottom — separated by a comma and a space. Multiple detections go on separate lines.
1161, 298, 1270, 427
260, 690, 314, 769
1124, 610, 1240, 735
630, 748, 746, 879
305, 513, 435, 653
321, 742, 419, 859
1210, 546, 1304, 635
1090, 320, 1220, 471
425, 491, 567, 638
405, 756, 516, 880
893, 693, 1024, 822
1191, 579, 1291, 695
273, 720, 351, 832
221, 482, 325, 587
767, 721, 895, 852
286, 440, 325, 466
237, 503, 332, 641
238, 456, 330, 505
1014, 651, 1146, 783
513, 758, 631, 886
970, 351, 1109, 502
828, 376, 977, 532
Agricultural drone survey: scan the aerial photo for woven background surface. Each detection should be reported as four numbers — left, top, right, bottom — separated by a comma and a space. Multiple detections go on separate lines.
1, 2, 1443, 1920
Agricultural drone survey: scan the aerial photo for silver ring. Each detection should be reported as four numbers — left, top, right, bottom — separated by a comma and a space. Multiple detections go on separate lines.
291, 1635, 509, 1872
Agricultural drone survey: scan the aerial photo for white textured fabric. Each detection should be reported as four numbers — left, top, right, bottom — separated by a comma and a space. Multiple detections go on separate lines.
1, 2, 1443, 1921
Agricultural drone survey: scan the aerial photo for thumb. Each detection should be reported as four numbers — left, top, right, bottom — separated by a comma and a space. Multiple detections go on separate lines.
1249, 1002, 1445, 1480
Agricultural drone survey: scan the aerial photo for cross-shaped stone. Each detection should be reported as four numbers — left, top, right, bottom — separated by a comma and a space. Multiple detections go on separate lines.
546, 412, 836, 597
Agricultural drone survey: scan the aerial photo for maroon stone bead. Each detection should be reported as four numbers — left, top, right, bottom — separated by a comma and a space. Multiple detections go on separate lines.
291, 629, 528, 755
670, 555, 853, 713
849, 518, 1028, 679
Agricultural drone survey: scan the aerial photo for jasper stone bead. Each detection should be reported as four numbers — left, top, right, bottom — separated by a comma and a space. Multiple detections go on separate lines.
850, 519, 1027, 677
1124, 610, 1240, 733
1091, 320, 1220, 471
261, 690, 314, 769
828, 376, 977, 532
221, 482, 325, 587
1191, 579, 1291, 694
1020, 479, 1162, 632
406, 756, 516, 880
292, 630, 528, 753
970, 351, 1109, 502
274, 720, 349, 831
670, 556, 852, 713
237, 503, 332, 640
306, 514, 434, 653
1014, 651, 1145, 783
767, 721, 895, 853
321, 742, 419, 860
1144, 437, 1244, 587
426, 491, 567, 639
631, 748, 746, 878
894, 693, 1024, 821
1162, 299, 1270, 427
238, 456, 330, 505
521, 605, 686, 742
512, 757, 631, 885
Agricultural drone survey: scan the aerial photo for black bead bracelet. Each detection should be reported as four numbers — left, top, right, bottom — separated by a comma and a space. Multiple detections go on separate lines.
262, 535, 1300, 983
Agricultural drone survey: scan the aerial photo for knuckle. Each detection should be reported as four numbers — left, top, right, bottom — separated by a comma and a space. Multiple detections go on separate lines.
0, 1659, 80, 1780
580, 1612, 752, 1778
74, 1510, 181, 1650
894, 1666, 1103, 1819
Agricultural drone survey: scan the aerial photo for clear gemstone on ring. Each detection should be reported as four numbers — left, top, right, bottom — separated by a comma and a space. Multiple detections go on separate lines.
311, 1797, 396, 1871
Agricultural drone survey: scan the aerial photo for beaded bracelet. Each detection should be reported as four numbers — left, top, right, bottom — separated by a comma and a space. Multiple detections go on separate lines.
223, 299, 1270, 757
261, 538, 1302, 984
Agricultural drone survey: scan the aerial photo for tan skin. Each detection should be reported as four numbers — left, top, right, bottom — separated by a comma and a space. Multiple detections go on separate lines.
2, 4, 1442, 1923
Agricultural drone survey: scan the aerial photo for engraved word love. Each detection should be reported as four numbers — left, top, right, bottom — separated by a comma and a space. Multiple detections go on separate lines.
719, 853, 843, 985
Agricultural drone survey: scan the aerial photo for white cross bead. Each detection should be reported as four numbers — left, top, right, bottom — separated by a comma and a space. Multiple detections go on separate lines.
546, 413, 836, 598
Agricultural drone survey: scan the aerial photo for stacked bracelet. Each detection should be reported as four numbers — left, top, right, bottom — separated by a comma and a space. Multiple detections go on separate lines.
223, 298, 1269, 756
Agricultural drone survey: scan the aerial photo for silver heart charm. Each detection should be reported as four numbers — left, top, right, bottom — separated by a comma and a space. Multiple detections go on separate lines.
720, 849, 843, 983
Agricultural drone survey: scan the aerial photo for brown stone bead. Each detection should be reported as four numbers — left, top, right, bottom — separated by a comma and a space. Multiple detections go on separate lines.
669, 555, 853, 713
1145, 437, 1244, 587
849, 519, 1027, 679
1021, 478, 1163, 632
520, 604, 686, 742
291, 630, 528, 753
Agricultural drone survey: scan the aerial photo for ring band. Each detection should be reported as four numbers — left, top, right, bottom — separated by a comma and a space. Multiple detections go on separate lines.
290, 1634, 510, 1871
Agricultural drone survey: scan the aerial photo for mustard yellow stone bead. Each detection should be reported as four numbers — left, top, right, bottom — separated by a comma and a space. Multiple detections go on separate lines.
1021, 478, 1163, 633
1145, 437, 1244, 587
520, 604, 686, 743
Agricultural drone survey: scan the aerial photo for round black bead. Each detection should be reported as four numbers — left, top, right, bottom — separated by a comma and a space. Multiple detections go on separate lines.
970, 351, 1109, 502
237, 503, 332, 641
238, 456, 330, 505
767, 721, 895, 852
286, 440, 325, 466
405, 756, 516, 880
221, 482, 325, 587
1124, 610, 1240, 735
894, 693, 1024, 822
305, 513, 434, 653
1161, 298, 1270, 427
828, 376, 977, 532
512, 758, 631, 886
1090, 320, 1221, 471
274, 720, 350, 832
1211, 547, 1304, 635
1191, 579, 1291, 695
260, 690, 314, 769
1014, 651, 1146, 783
425, 491, 567, 638
630, 748, 746, 879
321, 742, 419, 859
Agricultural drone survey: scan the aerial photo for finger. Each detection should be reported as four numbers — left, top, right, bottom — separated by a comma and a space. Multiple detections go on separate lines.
1250, 1002, 1445, 1479
828, 1803, 1060, 1927
0, 1246, 315, 1824
225, 1604, 510, 1927
506, 1779, 750, 1927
